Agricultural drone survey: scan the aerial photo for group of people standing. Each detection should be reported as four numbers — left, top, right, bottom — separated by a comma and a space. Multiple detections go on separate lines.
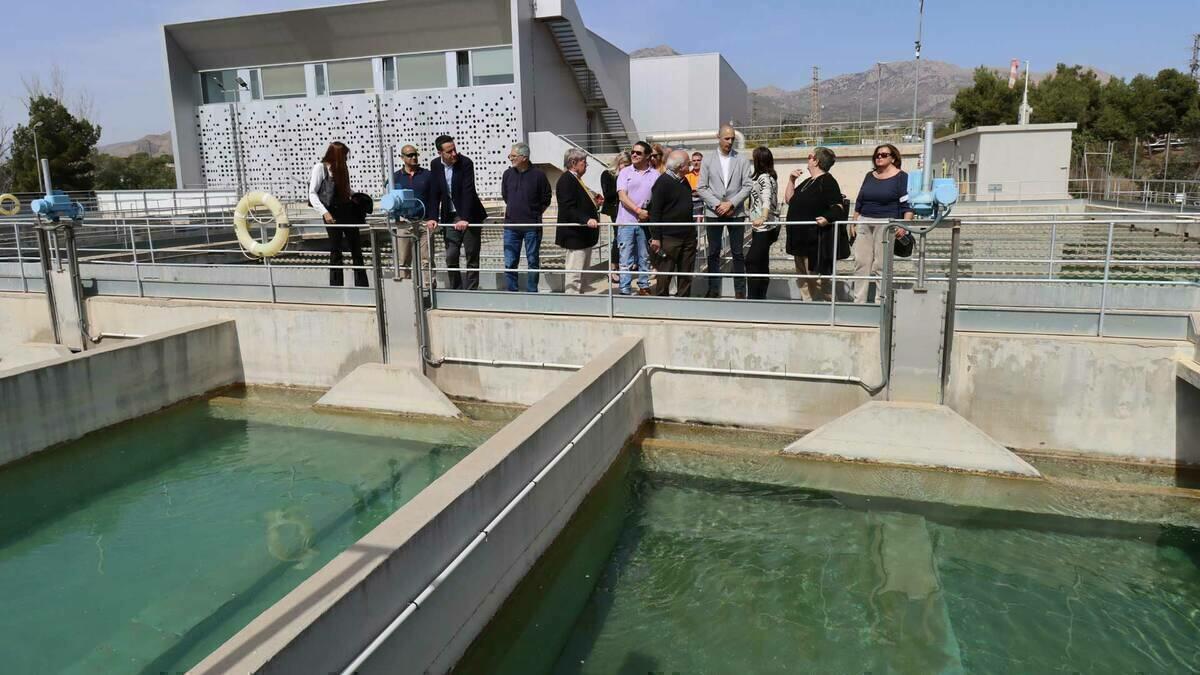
309, 126, 914, 302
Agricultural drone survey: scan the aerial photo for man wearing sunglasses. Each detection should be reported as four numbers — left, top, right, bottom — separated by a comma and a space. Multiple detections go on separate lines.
390, 144, 440, 279
697, 124, 753, 299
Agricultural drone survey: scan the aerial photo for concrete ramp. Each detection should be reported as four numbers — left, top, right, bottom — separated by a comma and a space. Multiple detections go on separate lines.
316, 363, 462, 417
784, 401, 1041, 477
0, 342, 73, 373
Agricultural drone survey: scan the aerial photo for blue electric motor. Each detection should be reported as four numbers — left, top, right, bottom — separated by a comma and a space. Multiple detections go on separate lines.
906, 171, 958, 223
31, 190, 85, 222
380, 188, 425, 222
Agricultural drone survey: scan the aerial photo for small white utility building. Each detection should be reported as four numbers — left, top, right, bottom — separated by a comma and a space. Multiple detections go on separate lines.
931, 123, 1076, 202
629, 53, 748, 136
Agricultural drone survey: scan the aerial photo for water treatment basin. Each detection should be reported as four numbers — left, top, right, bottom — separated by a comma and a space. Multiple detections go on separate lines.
459, 422, 1200, 673
0, 387, 505, 674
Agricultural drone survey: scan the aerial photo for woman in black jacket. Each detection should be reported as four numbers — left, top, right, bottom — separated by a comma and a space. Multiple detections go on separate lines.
556, 148, 602, 293
601, 151, 631, 282
784, 147, 846, 302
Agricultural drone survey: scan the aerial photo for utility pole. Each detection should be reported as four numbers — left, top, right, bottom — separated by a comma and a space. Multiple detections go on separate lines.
810, 66, 821, 128
912, 0, 924, 136
1190, 34, 1200, 84
876, 62, 884, 139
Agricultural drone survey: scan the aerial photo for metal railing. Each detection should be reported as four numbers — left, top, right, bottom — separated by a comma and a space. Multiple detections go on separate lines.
2, 196, 1198, 345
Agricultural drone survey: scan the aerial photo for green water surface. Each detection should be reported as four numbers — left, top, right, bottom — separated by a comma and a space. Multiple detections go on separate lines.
0, 390, 488, 674
461, 454, 1200, 674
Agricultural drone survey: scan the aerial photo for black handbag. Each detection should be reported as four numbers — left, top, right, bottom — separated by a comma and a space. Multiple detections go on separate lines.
894, 231, 916, 257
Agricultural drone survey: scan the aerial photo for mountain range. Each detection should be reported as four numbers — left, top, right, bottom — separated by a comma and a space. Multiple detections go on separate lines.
98, 132, 172, 158
631, 45, 1109, 126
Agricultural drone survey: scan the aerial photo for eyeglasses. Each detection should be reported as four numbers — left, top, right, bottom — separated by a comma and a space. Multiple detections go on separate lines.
631, 150, 645, 156
650, 153, 662, 158
403, 153, 419, 158
874, 152, 893, 159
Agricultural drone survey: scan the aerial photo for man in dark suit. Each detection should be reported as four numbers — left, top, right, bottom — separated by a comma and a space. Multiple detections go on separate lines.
430, 134, 487, 290
554, 148, 601, 293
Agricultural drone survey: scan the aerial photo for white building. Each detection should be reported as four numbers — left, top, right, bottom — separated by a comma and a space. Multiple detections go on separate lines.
162, 0, 746, 199
629, 53, 748, 135
931, 123, 1077, 202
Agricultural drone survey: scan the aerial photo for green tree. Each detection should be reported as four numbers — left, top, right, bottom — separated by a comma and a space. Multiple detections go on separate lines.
1029, 64, 1103, 129
93, 152, 176, 190
8, 95, 101, 192
949, 67, 1020, 129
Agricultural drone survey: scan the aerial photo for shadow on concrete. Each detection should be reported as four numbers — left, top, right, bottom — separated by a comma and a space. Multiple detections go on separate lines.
1174, 379, 1200, 489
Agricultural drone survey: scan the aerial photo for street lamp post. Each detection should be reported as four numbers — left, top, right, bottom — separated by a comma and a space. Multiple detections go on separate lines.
31, 120, 44, 191
912, 0, 924, 137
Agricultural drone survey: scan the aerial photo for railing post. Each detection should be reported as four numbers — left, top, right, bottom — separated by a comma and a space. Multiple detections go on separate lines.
13, 223, 27, 293
607, 223, 615, 319
1097, 220, 1115, 337
829, 218, 839, 326
939, 222, 961, 405
129, 223, 144, 298
33, 218, 62, 345
1047, 216, 1058, 280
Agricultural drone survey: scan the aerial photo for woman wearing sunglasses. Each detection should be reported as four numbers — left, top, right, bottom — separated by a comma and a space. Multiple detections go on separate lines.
851, 143, 913, 303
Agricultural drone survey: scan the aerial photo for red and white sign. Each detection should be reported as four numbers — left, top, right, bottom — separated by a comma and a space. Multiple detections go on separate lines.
1008, 59, 1020, 88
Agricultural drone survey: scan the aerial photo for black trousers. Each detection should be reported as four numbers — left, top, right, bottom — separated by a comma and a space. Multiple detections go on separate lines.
444, 227, 481, 290
746, 227, 780, 300
654, 233, 698, 297
326, 226, 368, 287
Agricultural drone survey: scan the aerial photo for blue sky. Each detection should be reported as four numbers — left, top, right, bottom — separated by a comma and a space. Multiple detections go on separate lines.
0, 0, 1196, 144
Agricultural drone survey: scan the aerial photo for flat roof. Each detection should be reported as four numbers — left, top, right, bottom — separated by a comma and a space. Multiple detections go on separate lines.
934, 122, 1077, 144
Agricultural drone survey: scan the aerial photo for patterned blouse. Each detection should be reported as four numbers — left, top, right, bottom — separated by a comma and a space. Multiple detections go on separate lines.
748, 173, 779, 231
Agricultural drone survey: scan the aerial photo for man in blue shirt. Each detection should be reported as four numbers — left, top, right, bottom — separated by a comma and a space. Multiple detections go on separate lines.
390, 144, 439, 279
500, 142, 552, 292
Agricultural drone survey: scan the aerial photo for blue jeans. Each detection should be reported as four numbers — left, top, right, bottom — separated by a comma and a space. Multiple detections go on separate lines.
502, 226, 542, 292
617, 224, 650, 294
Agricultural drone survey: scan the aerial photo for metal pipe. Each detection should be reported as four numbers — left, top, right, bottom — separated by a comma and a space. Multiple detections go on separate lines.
63, 225, 90, 351
1097, 221, 1115, 336
371, 227, 388, 363
40, 158, 53, 195
33, 219, 62, 345
921, 121, 934, 194
13, 223, 27, 293
939, 223, 961, 405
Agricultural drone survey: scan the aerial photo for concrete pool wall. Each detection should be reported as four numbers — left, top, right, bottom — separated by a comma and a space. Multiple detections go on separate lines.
0, 319, 242, 465
192, 337, 652, 674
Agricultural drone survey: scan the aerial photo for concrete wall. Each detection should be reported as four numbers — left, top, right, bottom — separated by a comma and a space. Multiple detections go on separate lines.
192, 337, 652, 675
523, 14, 589, 136
630, 54, 721, 134
428, 311, 879, 431
85, 296, 381, 388
0, 293, 55, 356
717, 55, 749, 128
948, 332, 1191, 461
0, 320, 243, 466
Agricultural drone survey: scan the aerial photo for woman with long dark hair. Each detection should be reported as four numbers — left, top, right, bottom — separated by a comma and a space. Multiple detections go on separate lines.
309, 141, 367, 287
744, 146, 779, 300
851, 143, 913, 303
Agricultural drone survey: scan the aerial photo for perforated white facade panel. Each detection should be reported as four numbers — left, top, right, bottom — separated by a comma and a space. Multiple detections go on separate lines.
195, 85, 520, 201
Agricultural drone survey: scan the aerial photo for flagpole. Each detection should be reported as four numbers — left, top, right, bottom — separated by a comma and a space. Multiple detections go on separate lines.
912, 0, 924, 136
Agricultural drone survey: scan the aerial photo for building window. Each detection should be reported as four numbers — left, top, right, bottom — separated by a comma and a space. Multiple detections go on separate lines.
249, 70, 261, 99
200, 70, 239, 104
456, 51, 471, 88
261, 64, 306, 99
326, 59, 374, 95
314, 64, 327, 96
386, 52, 448, 90
470, 47, 514, 86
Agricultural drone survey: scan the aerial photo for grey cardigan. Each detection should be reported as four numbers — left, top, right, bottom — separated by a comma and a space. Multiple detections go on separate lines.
696, 149, 753, 219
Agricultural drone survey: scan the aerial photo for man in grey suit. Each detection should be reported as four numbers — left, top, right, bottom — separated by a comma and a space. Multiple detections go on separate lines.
697, 124, 753, 298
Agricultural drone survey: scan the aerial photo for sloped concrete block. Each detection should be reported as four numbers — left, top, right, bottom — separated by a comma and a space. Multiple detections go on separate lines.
316, 363, 462, 417
784, 401, 1041, 477
0, 342, 73, 373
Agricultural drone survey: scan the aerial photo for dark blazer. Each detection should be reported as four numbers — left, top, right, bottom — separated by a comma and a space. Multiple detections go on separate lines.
600, 170, 619, 220
786, 173, 849, 274
430, 155, 487, 234
555, 171, 600, 250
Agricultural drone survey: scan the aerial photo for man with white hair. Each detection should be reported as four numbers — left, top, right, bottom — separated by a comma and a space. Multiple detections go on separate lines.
554, 148, 601, 293
649, 149, 699, 297
500, 141, 552, 292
